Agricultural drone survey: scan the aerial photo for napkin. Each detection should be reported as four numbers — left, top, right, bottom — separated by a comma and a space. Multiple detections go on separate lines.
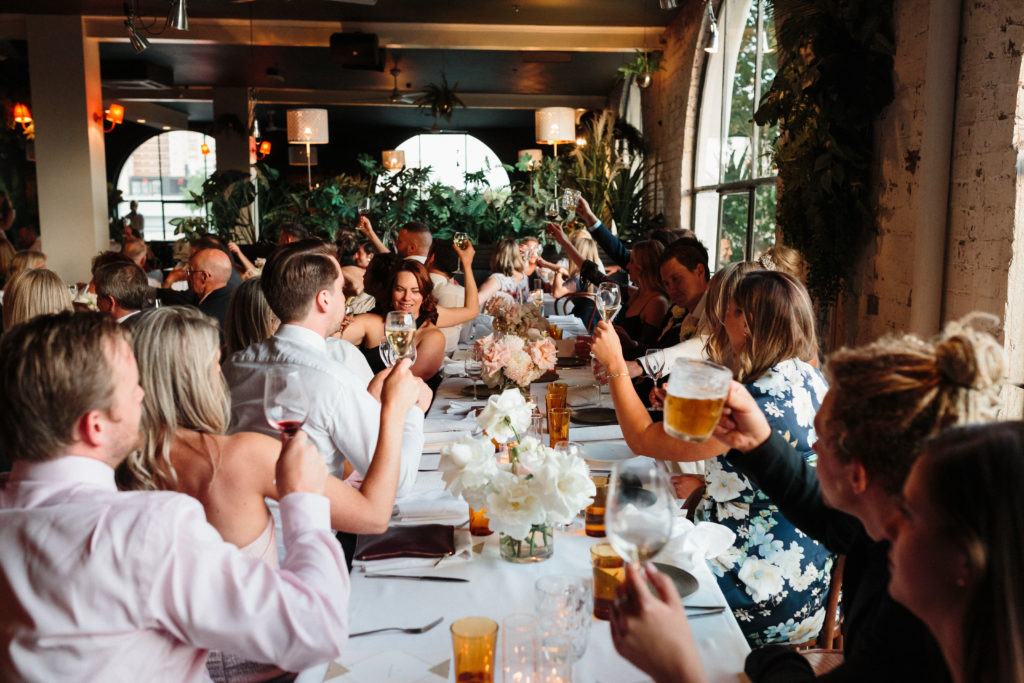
444, 400, 476, 415
354, 529, 474, 572
423, 415, 477, 432
442, 358, 467, 377
658, 517, 736, 573
566, 385, 600, 407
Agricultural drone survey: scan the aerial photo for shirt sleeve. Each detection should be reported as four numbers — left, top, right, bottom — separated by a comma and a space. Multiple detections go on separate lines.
144, 493, 349, 671
586, 221, 631, 268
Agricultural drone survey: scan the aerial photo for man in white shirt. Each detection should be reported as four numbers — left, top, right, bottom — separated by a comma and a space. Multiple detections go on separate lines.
393, 221, 432, 263
0, 312, 348, 681
426, 238, 466, 353
223, 239, 430, 496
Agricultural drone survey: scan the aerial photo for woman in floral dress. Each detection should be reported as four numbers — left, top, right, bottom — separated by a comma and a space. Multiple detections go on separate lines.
591, 268, 833, 646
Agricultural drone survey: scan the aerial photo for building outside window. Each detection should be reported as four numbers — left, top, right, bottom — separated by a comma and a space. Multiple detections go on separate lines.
116, 131, 216, 241
692, 0, 778, 269
394, 134, 510, 190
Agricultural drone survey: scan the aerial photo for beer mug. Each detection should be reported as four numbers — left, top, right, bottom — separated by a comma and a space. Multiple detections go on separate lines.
664, 359, 732, 442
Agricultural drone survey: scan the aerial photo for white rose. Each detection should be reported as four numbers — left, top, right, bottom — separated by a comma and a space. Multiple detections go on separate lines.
738, 557, 786, 603
513, 436, 546, 472
485, 470, 546, 540
476, 389, 532, 441
439, 435, 499, 506
531, 446, 595, 524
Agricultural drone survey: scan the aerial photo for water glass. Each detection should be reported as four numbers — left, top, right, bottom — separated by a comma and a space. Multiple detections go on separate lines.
451, 617, 498, 683
590, 543, 625, 620
502, 613, 538, 683
537, 635, 573, 683
585, 475, 609, 537
547, 408, 570, 447
534, 575, 592, 662
604, 459, 676, 565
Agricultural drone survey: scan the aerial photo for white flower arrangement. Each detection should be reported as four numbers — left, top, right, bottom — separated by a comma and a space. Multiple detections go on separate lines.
439, 389, 596, 541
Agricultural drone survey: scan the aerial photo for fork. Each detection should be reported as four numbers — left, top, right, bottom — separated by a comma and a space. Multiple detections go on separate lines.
349, 617, 444, 638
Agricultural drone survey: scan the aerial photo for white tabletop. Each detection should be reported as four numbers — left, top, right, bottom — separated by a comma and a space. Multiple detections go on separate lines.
322, 364, 750, 682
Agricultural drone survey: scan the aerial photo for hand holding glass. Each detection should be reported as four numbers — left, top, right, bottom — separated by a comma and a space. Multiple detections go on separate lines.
604, 459, 676, 566
453, 232, 470, 274
664, 358, 733, 442
263, 367, 309, 438
595, 282, 622, 323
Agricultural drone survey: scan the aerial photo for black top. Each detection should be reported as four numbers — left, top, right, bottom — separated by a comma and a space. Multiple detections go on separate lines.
727, 432, 953, 683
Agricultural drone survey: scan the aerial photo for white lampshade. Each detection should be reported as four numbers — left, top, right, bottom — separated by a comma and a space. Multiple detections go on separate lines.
286, 108, 329, 144
517, 148, 542, 170
535, 107, 576, 145
382, 149, 405, 171
288, 145, 319, 166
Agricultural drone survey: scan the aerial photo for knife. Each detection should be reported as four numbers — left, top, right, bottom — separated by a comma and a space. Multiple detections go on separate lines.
364, 574, 469, 583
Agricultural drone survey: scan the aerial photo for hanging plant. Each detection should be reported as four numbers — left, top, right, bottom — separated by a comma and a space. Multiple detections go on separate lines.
414, 74, 466, 123
753, 0, 895, 308
617, 50, 663, 88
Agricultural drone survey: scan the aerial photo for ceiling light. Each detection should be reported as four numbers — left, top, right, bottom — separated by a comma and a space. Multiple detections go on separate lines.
705, 2, 720, 54
287, 108, 329, 189
171, 0, 188, 31
125, 18, 150, 54
161, 125, 171, 130
535, 107, 576, 156
136, 118, 146, 124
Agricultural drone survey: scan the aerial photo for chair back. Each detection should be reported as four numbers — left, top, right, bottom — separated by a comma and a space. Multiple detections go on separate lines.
554, 292, 599, 330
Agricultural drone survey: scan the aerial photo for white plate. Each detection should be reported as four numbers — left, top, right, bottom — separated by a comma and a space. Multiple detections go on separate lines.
581, 441, 636, 462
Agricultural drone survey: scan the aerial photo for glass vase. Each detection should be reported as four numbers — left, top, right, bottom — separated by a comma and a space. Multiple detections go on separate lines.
499, 524, 554, 563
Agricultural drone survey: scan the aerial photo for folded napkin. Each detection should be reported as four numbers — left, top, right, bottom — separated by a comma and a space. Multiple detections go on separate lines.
444, 400, 476, 415
442, 358, 468, 377
423, 415, 477, 432
570, 425, 624, 441
658, 517, 736, 573
422, 431, 473, 453
566, 385, 600, 407
354, 529, 474, 572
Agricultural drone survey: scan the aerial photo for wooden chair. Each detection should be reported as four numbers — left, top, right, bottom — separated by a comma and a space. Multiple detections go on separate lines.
791, 553, 846, 651
553, 292, 599, 330
800, 649, 844, 676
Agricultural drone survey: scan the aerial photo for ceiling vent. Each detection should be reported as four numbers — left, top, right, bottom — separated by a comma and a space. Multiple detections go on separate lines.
101, 61, 174, 90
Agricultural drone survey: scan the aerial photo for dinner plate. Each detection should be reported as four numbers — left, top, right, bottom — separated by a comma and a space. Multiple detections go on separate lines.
460, 384, 504, 398
571, 407, 618, 426
653, 563, 699, 599
556, 356, 587, 368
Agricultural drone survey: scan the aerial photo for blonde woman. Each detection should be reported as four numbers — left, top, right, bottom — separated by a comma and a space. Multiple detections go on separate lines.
7, 250, 46, 283
477, 237, 529, 306
120, 306, 424, 681
2, 268, 73, 329
550, 231, 603, 298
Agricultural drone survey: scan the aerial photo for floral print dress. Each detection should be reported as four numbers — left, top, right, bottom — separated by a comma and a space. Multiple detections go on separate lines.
696, 358, 834, 647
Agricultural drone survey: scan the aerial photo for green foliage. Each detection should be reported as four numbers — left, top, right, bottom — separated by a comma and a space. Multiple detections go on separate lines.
414, 74, 466, 124
754, 0, 894, 307
617, 50, 664, 79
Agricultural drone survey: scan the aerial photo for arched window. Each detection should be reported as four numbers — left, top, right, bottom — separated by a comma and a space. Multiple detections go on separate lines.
117, 131, 216, 241
693, 0, 777, 269
394, 134, 510, 189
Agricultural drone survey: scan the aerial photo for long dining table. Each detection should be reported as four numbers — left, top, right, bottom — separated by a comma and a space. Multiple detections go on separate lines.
321, 349, 752, 683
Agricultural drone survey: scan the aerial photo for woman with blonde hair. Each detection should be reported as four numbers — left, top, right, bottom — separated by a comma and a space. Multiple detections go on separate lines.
478, 237, 529, 306
224, 277, 280, 355
593, 270, 832, 646
610, 314, 1004, 682
119, 306, 424, 681
7, 250, 46, 282
2, 268, 73, 329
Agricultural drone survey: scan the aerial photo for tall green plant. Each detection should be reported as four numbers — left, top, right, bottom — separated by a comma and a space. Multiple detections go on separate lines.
754, 0, 895, 307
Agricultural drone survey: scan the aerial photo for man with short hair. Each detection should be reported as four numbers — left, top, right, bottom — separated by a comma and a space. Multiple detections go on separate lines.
426, 238, 466, 353
122, 238, 162, 287
0, 312, 348, 680
279, 222, 311, 245
223, 239, 430, 496
393, 222, 432, 263
94, 261, 149, 323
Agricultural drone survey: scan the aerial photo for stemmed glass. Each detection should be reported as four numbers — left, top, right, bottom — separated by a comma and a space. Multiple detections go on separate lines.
544, 199, 560, 222
382, 311, 417, 367
464, 359, 483, 400
595, 282, 622, 323
604, 458, 676, 566
453, 232, 470, 275
560, 189, 581, 227
357, 197, 372, 217
263, 367, 309, 438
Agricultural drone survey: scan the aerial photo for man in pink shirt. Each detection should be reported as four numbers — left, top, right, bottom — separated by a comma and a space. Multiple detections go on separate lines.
0, 312, 349, 681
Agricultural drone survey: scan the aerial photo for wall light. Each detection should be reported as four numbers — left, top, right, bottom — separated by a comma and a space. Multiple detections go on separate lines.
287, 108, 329, 189
258, 140, 271, 159
95, 103, 125, 132
13, 103, 32, 130
382, 149, 405, 172
201, 143, 210, 156
535, 107, 576, 157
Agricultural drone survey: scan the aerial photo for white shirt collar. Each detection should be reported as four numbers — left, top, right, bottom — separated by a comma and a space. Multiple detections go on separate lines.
10, 455, 116, 490
276, 324, 327, 354
405, 255, 427, 264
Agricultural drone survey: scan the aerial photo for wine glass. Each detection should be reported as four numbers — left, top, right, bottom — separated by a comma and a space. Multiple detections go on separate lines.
383, 311, 417, 367
544, 199, 560, 222
464, 359, 483, 400
263, 367, 309, 438
453, 232, 470, 275
560, 189, 580, 227
604, 458, 676, 566
595, 282, 622, 323
357, 197, 372, 216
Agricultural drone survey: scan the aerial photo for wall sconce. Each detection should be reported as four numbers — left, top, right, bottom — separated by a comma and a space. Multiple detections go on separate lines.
382, 149, 405, 172
257, 140, 271, 159
95, 103, 125, 132
287, 108, 329, 189
517, 148, 542, 170
201, 143, 210, 156
13, 103, 32, 131
535, 107, 576, 157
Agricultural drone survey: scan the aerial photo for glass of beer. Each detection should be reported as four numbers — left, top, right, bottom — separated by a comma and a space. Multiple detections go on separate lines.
451, 617, 498, 683
548, 408, 570, 447
664, 358, 733, 442
585, 475, 609, 537
468, 507, 492, 536
590, 543, 625, 620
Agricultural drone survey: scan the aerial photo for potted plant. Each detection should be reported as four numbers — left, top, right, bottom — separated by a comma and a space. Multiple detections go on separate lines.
617, 50, 663, 88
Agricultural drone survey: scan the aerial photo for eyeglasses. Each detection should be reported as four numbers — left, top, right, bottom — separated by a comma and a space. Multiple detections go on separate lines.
185, 267, 209, 278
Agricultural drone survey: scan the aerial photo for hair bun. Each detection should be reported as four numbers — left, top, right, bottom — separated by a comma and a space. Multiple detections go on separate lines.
934, 314, 1004, 391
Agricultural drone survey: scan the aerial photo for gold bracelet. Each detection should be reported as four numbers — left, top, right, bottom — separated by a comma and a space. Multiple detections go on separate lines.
606, 372, 630, 379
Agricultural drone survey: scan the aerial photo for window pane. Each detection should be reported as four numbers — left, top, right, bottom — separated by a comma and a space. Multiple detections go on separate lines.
752, 183, 777, 259
694, 191, 720, 261
722, 0, 757, 183
395, 134, 509, 190
756, 1, 779, 178
719, 193, 750, 267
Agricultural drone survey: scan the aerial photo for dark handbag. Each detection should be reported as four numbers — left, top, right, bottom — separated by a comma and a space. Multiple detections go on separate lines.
353, 524, 456, 561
